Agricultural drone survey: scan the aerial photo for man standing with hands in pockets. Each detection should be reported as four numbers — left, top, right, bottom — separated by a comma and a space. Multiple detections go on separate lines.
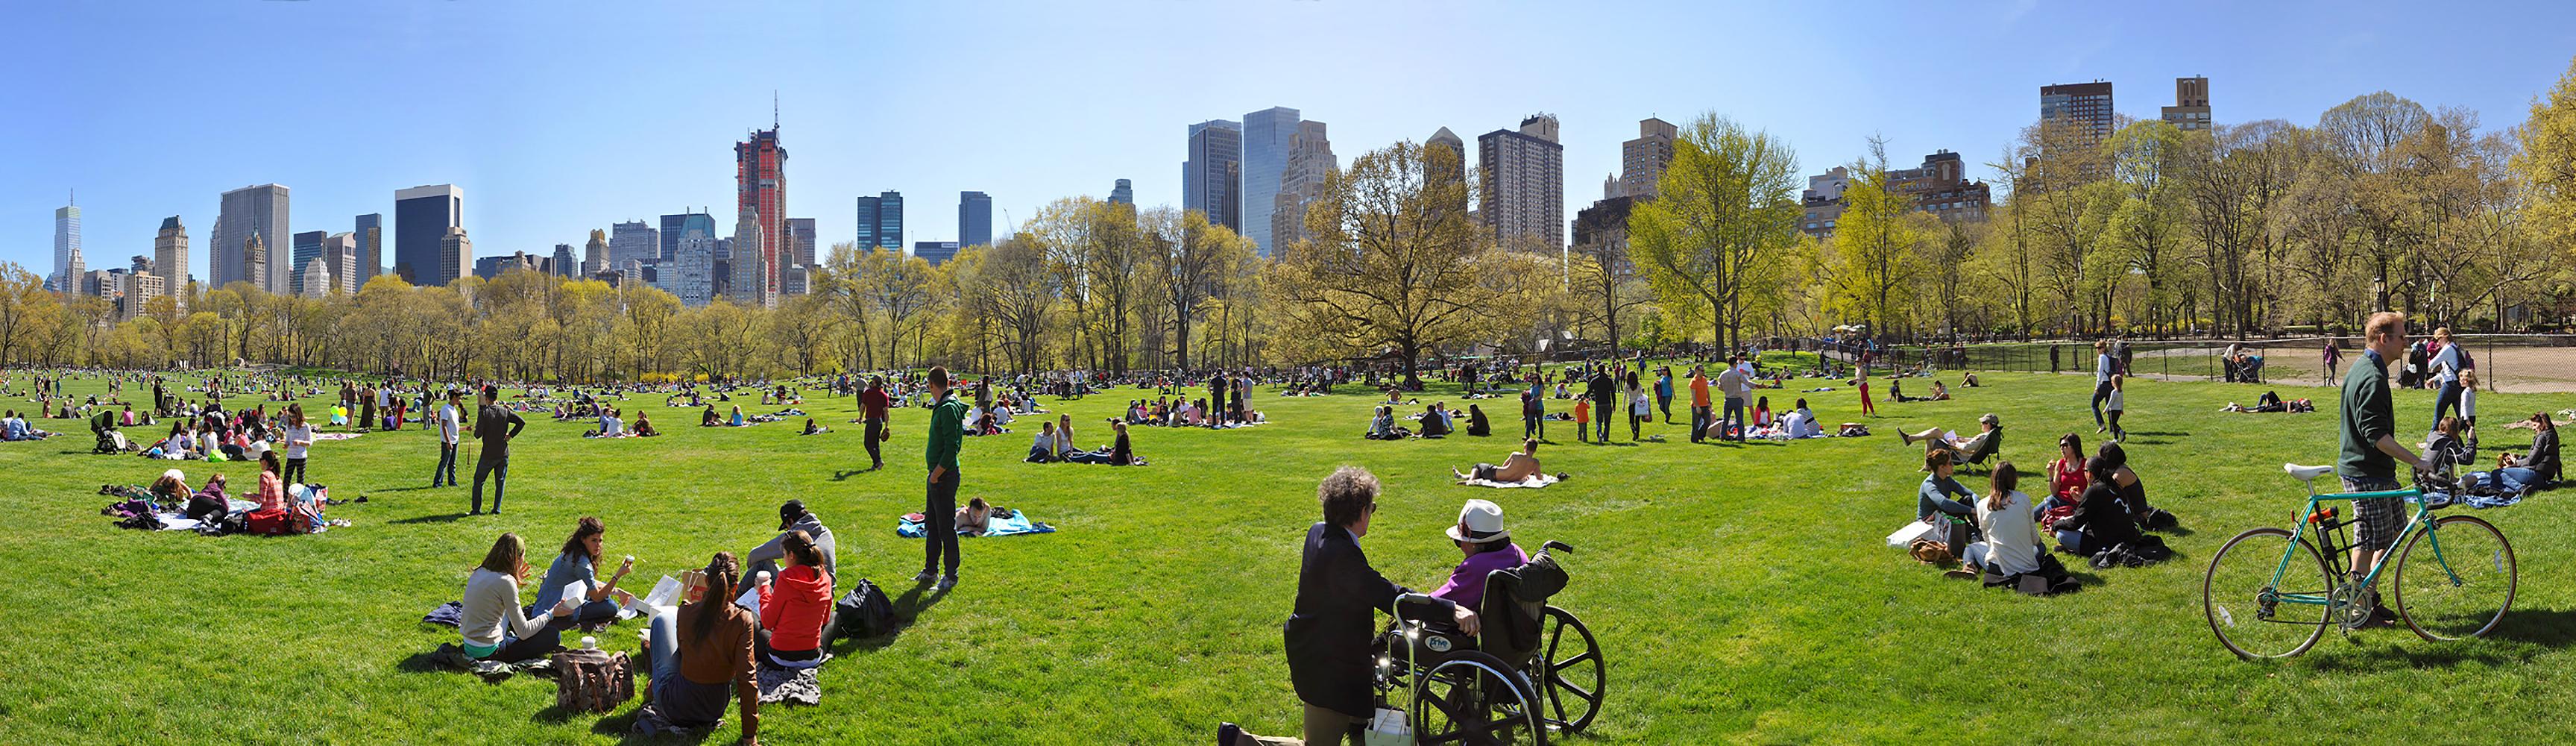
917, 366, 968, 592
471, 386, 526, 515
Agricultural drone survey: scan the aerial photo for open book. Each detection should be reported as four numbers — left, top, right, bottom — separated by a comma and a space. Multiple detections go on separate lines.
620, 575, 684, 620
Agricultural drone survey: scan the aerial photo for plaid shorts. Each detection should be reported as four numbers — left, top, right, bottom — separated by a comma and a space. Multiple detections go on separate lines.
2343, 476, 2404, 553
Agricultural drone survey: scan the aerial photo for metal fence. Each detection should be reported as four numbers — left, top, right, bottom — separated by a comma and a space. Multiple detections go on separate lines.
1873, 334, 2576, 394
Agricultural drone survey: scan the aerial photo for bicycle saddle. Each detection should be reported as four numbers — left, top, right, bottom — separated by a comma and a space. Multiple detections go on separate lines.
2284, 463, 2334, 483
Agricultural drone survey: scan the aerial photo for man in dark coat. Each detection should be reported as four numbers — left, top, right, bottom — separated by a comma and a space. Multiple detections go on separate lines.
1276, 466, 1474, 745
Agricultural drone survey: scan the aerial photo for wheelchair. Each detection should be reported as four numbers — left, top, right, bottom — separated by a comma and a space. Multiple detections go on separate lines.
1373, 540, 1602, 745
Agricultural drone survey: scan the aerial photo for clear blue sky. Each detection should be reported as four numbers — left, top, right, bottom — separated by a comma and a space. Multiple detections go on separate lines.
8, 0, 2574, 282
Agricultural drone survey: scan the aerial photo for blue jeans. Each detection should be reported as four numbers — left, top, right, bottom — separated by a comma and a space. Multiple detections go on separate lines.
2056, 529, 2088, 555
1722, 398, 1747, 440
432, 442, 458, 486
2471, 467, 2539, 495
2091, 381, 2112, 426
472, 456, 508, 513
2431, 381, 2463, 430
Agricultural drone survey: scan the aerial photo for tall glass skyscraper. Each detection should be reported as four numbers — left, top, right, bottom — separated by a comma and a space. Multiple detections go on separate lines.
1184, 120, 1242, 233
290, 231, 327, 295
53, 202, 81, 292
214, 184, 289, 291
394, 184, 462, 286
1239, 107, 1300, 257
957, 192, 992, 247
353, 213, 382, 285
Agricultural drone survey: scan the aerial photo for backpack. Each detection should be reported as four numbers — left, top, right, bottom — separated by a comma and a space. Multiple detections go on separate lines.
551, 648, 634, 713
835, 580, 899, 639
244, 508, 292, 536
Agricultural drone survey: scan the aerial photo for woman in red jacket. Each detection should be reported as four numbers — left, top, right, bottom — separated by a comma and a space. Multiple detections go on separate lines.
755, 530, 837, 668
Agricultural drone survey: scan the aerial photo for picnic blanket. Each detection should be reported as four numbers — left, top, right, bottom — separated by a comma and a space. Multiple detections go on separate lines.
896, 511, 1056, 538
1461, 474, 1561, 489
631, 701, 722, 739
426, 642, 552, 680
312, 432, 362, 442
756, 663, 823, 706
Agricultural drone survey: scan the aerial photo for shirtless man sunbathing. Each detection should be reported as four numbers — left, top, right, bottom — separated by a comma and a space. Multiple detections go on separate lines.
1455, 439, 1542, 483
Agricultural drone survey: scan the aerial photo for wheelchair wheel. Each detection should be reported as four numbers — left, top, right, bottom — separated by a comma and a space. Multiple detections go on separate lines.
1536, 606, 1604, 733
1411, 650, 1547, 746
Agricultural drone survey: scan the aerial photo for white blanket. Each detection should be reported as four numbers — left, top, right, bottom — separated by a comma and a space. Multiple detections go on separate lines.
1462, 474, 1559, 489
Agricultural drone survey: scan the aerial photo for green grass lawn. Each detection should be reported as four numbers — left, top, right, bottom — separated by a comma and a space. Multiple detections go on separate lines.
1, 369, 2572, 744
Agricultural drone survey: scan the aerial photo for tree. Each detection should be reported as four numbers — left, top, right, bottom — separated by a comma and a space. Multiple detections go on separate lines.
1820, 140, 1924, 336
2102, 119, 2190, 335
1144, 206, 1255, 370
2515, 54, 2576, 266
1627, 113, 1804, 351
1276, 139, 1506, 388
1566, 200, 1654, 355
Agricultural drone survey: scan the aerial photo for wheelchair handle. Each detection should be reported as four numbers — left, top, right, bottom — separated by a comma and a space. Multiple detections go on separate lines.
1543, 540, 1575, 554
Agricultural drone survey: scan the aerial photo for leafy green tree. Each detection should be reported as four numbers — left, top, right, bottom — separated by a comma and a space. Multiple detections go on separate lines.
1627, 113, 1804, 351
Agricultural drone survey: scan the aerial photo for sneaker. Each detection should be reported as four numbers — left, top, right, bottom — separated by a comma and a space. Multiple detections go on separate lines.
936, 574, 957, 592
1217, 722, 1242, 746
913, 569, 936, 584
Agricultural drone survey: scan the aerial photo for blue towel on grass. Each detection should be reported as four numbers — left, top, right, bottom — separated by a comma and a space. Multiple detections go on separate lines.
896, 512, 1055, 538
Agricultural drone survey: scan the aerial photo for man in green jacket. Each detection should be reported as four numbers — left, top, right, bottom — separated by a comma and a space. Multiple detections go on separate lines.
2339, 311, 2432, 627
918, 366, 968, 592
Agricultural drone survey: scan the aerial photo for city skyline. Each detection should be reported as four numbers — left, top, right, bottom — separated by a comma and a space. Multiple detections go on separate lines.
7, 1, 2575, 283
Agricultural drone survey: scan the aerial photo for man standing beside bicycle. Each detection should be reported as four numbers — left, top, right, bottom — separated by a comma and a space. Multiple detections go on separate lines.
2340, 311, 2436, 628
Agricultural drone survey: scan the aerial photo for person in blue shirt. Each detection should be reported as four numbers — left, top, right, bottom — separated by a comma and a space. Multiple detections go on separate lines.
1918, 450, 1977, 536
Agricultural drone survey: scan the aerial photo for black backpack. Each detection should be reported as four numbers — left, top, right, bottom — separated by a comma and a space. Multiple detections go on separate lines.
835, 580, 899, 639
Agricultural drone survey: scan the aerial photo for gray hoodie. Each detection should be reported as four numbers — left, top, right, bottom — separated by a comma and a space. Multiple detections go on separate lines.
748, 514, 838, 580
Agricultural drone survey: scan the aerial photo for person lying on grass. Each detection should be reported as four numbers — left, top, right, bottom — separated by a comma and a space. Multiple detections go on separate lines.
1065, 419, 1140, 466
801, 418, 829, 436
1898, 413, 2000, 462
956, 497, 995, 536
1453, 439, 1542, 484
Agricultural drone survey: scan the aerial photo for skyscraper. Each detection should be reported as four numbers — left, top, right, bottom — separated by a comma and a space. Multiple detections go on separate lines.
673, 215, 717, 307
1184, 119, 1243, 231
734, 123, 787, 304
1426, 127, 1470, 219
53, 201, 81, 292
154, 216, 189, 309
2041, 81, 2117, 140
118, 256, 164, 322
322, 232, 360, 295
957, 192, 992, 247
552, 243, 578, 278
1620, 117, 1679, 200
584, 229, 610, 276
290, 231, 327, 295
912, 241, 963, 266
438, 227, 472, 285
1273, 120, 1335, 252
787, 217, 817, 269
1240, 107, 1300, 256
855, 191, 904, 251
659, 213, 687, 262
611, 219, 658, 269
214, 184, 289, 291
2162, 76, 2211, 131
240, 233, 268, 292
1109, 179, 1134, 205
729, 205, 766, 307
1478, 113, 1566, 250
394, 184, 463, 286
353, 213, 382, 285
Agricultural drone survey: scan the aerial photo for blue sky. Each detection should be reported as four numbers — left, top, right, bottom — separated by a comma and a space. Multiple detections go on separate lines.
8, 0, 2575, 282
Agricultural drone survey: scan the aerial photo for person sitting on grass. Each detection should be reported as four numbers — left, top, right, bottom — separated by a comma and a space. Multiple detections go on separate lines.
728, 405, 746, 427
1964, 461, 2037, 576
531, 516, 637, 649
2469, 411, 2558, 495
1898, 413, 2001, 462
753, 530, 837, 670
1453, 439, 1542, 484
1429, 498, 1525, 612
800, 418, 829, 436
1929, 380, 1951, 401
632, 410, 660, 437
2054, 448, 2144, 557
1364, 406, 1408, 440
2041, 433, 2089, 515
1915, 451, 1977, 530
1464, 404, 1491, 437
1418, 402, 1452, 438
637, 552, 760, 745
699, 405, 720, 427
1782, 398, 1823, 439
183, 472, 233, 524
1066, 419, 1141, 465
1026, 421, 1058, 463
462, 532, 584, 663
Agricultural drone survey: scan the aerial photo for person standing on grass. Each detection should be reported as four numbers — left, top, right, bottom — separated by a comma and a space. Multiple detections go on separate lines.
278, 403, 314, 486
1587, 364, 1615, 443
2427, 327, 2466, 431
2323, 340, 2342, 386
1716, 357, 1749, 442
2105, 374, 2128, 443
432, 389, 463, 488
1654, 366, 1675, 424
471, 386, 526, 516
2339, 311, 2434, 628
1210, 372, 1229, 430
2091, 339, 2115, 433
916, 366, 967, 592
1626, 372, 1649, 442
861, 375, 891, 471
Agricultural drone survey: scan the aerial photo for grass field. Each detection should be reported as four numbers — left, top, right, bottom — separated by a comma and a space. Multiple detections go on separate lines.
2, 369, 2572, 744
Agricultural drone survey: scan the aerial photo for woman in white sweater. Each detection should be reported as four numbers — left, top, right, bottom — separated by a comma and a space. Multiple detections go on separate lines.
1968, 463, 2041, 577
461, 533, 580, 662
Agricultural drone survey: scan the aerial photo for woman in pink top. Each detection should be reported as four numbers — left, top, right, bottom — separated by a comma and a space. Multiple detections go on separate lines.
254, 451, 287, 513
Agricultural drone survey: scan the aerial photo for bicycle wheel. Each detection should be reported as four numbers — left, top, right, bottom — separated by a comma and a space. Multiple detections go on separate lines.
2203, 527, 2333, 659
2394, 515, 2516, 642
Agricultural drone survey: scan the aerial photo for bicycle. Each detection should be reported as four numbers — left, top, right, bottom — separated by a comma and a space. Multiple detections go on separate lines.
2202, 464, 2517, 659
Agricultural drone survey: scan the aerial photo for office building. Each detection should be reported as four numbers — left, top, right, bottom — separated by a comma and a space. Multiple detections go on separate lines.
912, 241, 963, 266
473, 251, 544, 280
353, 213, 382, 285
300, 257, 333, 298
290, 231, 327, 295
119, 257, 165, 322
1620, 118, 1679, 200
781, 265, 809, 297
610, 220, 657, 269
856, 191, 904, 251
585, 229, 609, 277
1240, 107, 1300, 254
154, 216, 189, 309
438, 227, 472, 285
1109, 179, 1133, 205
1426, 127, 1470, 220
2040, 81, 2116, 141
2162, 76, 2211, 131
1184, 119, 1243, 231
214, 184, 290, 291
658, 213, 687, 261
1273, 120, 1335, 252
53, 201, 81, 292
1798, 151, 1990, 239
786, 217, 817, 270
394, 184, 463, 286
321, 232, 360, 295
1478, 113, 1566, 250
551, 244, 578, 278
671, 217, 717, 307
957, 192, 992, 247
735, 123, 787, 304
240, 233, 268, 291
729, 206, 766, 307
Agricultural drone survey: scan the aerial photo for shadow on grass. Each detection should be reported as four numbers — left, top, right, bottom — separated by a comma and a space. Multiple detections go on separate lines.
2298, 607, 2576, 671
833, 580, 951, 654
827, 467, 882, 482
391, 513, 475, 524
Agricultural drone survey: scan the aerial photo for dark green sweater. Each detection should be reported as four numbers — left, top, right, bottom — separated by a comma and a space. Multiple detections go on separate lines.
2338, 349, 2396, 481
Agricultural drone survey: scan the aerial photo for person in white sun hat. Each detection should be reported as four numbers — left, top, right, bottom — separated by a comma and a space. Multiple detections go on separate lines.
1430, 498, 1530, 612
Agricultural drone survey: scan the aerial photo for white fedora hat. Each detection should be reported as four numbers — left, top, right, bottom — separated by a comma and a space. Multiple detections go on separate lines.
1446, 499, 1509, 544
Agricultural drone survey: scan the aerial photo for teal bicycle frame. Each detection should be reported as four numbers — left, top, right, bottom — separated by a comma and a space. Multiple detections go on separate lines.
2264, 483, 2460, 615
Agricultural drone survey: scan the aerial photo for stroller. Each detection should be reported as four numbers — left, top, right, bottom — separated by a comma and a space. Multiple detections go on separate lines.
90, 411, 130, 454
